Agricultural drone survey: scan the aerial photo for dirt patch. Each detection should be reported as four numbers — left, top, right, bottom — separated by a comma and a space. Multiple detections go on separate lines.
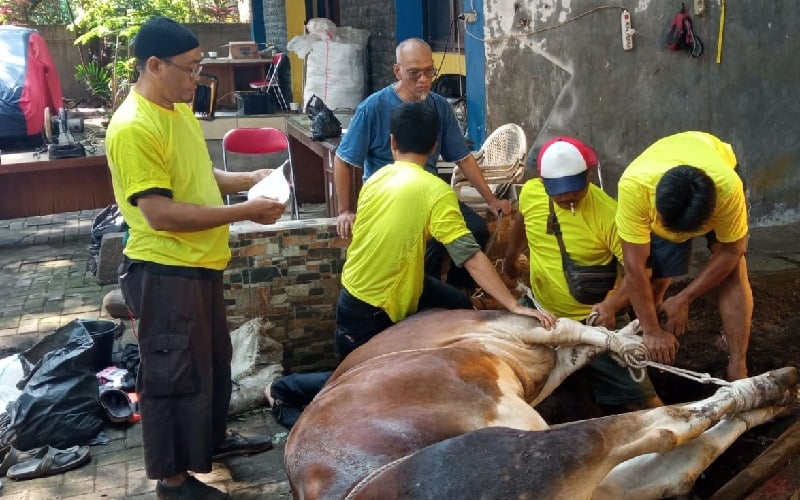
538, 268, 800, 498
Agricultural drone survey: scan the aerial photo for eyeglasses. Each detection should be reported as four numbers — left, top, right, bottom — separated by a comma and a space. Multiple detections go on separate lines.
404, 67, 438, 80
163, 59, 203, 78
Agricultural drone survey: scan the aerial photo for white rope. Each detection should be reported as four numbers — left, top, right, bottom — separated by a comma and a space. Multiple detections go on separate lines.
515, 284, 732, 386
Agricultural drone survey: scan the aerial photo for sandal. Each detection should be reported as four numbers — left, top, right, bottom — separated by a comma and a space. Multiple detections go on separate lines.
0, 446, 41, 477
100, 387, 135, 423
6, 445, 91, 480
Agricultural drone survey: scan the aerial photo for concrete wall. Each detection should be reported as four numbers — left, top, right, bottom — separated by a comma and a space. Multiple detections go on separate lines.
339, 0, 397, 92
482, 1, 800, 226
31, 23, 251, 101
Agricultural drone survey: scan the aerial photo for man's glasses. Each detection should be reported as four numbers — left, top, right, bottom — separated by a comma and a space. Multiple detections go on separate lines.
163, 59, 203, 78
404, 67, 438, 80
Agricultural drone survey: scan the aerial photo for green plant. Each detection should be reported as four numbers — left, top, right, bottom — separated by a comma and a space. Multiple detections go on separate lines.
75, 61, 112, 107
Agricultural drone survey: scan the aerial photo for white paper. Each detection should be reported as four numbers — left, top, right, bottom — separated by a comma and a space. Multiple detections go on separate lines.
247, 162, 291, 203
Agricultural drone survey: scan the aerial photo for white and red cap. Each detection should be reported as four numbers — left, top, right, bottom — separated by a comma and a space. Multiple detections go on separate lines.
537, 136, 598, 196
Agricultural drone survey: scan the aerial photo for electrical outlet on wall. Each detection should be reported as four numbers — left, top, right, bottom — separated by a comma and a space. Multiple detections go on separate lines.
621, 9, 635, 50
462, 11, 478, 23
694, 0, 705, 16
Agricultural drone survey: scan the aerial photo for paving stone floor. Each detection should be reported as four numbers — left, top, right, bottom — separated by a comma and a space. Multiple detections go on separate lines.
0, 210, 291, 499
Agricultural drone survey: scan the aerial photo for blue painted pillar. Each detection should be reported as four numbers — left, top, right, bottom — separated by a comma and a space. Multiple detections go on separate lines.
463, 0, 486, 148
249, 0, 266, 48
395, 0, 423, 42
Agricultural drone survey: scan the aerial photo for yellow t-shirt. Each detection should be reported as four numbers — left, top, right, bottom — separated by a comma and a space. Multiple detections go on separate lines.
341, 160, 471, 322
616, 131, 746, 244
519, 180, 622, 320
106, 89, 230, 270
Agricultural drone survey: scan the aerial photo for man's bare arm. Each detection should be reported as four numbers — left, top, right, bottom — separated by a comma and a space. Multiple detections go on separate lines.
213, 168, 269, 196
137, 194, 285, 232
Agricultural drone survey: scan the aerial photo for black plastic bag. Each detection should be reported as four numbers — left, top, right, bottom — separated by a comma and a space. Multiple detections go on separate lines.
305, 95, 341, 141
87, 204, 126, 275
3, 320, 103, 450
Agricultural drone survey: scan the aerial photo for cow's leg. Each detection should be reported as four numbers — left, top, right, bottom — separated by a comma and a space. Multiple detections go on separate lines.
525, 320, 645, 406
531, 343, 605, 406
593, 405, 786, 499
349, 368, 797, 500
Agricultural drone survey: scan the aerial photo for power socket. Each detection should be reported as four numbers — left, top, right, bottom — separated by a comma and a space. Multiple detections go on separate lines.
620, 9, 635, 51
462, 11, 478, 23
694, 0, 705, 16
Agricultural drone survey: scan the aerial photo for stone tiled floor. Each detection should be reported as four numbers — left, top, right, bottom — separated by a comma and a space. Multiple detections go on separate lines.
0, 210, 291, 499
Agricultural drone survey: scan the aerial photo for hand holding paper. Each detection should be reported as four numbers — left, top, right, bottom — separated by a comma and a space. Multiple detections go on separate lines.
247, 160, 291, 203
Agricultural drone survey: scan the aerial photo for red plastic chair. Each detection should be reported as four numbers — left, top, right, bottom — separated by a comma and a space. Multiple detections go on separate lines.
249, 53, 289, 111
221, 127, 299, 219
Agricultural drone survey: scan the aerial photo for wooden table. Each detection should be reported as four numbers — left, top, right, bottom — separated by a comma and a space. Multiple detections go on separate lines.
200, 58, 272, 109
0, 151, 113, 219
285, 113, 360, 217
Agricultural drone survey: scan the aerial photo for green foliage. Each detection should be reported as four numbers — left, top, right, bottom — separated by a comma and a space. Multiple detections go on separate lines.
75, 60, 112, 107
0, 0, 72, 25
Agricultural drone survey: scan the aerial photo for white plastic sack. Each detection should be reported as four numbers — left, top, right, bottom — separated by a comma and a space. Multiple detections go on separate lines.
228, 318, 284, 415
0, 354, 23, 413
247, 160, 291, 203
303, 39, 367, 111
306, 17, 336, 39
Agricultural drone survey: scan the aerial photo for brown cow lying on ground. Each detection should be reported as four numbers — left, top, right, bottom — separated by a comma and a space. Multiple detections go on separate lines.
285, 309, 798, 499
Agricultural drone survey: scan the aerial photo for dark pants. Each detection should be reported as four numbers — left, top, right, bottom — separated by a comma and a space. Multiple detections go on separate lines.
425, 201, 490, 289
271, 277, 471, 429
119, 259, 231, 479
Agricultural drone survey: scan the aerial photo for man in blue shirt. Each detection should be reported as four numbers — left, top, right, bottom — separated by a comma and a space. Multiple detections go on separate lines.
334, 38, 511, 287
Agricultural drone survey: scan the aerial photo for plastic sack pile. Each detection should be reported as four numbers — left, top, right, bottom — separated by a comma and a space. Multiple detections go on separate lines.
287, 18, 369, 111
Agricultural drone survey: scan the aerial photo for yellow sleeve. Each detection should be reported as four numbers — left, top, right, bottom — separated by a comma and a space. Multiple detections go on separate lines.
108, 124, 172, 204
615, 178, 653, 244
429, 188, 472, 245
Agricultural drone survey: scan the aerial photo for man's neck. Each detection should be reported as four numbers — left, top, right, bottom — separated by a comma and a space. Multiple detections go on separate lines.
135, 80, 174, 110
392, 82, 426, 103
394, 153, 429, 166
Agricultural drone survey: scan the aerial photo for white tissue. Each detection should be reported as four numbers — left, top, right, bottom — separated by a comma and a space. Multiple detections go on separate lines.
247, 162, 291, 203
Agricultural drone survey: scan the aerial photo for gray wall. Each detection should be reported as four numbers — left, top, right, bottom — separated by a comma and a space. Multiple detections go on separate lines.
31, 23, 250, 100
483, 1, 800, 226
340, 0, 397, 92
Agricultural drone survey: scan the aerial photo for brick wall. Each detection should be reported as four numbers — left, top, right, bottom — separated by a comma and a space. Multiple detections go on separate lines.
222, 208, 519, 374
225, 219, 346, 372
339, 0, 396, 93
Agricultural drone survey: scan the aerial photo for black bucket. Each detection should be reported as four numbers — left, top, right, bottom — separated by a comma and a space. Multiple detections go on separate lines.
80, 319, 120, 371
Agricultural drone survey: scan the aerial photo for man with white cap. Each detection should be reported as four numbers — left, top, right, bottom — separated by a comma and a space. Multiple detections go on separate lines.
107, 16, 282, 500
504, 136, 662, 411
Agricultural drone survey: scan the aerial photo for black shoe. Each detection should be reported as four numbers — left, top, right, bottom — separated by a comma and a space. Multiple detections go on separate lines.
212, 430, 273, 460
156, 476, 229, 500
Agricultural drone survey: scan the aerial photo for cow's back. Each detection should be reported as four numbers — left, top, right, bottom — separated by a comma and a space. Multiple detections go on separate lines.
285, 342, 554, 499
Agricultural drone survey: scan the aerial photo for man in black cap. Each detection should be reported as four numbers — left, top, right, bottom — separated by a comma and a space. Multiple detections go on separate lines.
106, 16, 283, 500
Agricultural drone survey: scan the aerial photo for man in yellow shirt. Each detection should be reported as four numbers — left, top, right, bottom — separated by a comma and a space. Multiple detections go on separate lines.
504, 137, 661, 410
615, 131, 750, 380
267, 102, 555, 428
107, 17, 285, 499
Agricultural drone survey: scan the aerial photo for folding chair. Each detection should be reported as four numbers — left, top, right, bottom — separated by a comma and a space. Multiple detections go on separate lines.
451, 123, 527, 207
249, 53, 289, 112
221, 127, 299, 219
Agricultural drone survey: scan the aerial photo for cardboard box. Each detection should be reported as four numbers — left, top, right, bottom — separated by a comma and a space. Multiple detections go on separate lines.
229, 41, 258, 59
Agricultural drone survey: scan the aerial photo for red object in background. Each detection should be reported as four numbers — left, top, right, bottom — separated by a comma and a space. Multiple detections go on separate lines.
0, 26, 63, 139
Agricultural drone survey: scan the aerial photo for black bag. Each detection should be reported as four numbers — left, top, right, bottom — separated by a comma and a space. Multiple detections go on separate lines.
548, 200, 618, 305
305, 95, 341, 141
561, 257, 619, 305
3, 319, 103, 450
665, 3, 703, 57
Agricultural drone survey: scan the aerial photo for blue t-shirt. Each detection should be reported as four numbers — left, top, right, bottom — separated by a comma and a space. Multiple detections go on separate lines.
335, 85, 471, 179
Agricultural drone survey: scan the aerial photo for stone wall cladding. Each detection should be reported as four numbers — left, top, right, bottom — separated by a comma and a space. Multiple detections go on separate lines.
225, 220, 346, 372
340, 0, 396, 92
